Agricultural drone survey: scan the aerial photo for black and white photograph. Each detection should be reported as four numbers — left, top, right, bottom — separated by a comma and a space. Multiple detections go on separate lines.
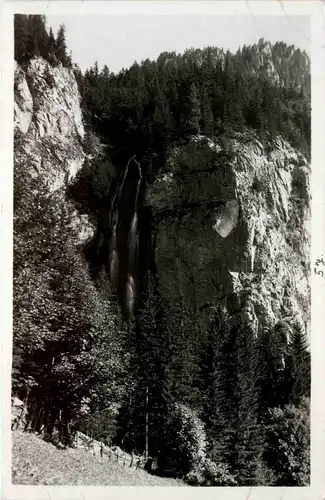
2, 0, 325, 495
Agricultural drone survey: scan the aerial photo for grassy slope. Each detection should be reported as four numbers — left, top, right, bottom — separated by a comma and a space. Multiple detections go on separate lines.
12, 431, 185, 486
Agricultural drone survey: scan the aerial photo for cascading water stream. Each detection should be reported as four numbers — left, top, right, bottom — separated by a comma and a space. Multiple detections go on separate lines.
108, 155, 136, 293
118, 155, 136, 203
108, 198, 119, 292
108, 232, 119, 292
126, 159, 142, 315
127, 160, 142, 270
108, 156, 142, 316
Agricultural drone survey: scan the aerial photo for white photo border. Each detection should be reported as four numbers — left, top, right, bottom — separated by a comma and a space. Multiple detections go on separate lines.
1, 2, 324, 499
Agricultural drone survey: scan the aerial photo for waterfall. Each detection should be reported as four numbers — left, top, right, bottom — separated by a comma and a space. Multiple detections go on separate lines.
108, 175, 119, 291
108, 212, 119, 292
126, 159, 142, 315
109, 247, 119, 291
108, 156, 142, 316
108, 156, 136, 295
126, 274, 135, 314
118, 155, 136, 204
128, 160, 142, 269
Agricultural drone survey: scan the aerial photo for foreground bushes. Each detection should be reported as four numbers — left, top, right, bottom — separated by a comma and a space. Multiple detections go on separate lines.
185, 459, 237, 486
157, 403, 206, 478
156, 403, 236, 486
264, 398, 310, 486
156, 398, 310, 486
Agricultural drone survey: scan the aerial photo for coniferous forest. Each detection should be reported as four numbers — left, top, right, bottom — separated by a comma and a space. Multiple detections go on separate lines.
12, 14, 311, 486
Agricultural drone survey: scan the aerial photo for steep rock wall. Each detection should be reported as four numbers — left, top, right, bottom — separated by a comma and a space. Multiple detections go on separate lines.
15, 58, 311, 335
147, 131, 311, 335
14, 57, 95, 245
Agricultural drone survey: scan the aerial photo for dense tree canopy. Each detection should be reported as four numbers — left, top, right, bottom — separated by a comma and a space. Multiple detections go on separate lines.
14, 14, 72, 68
13, 159, 130, 444
78, 40, 310, 176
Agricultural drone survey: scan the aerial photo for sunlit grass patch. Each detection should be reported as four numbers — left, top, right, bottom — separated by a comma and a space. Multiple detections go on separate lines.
12, 430, 185, 486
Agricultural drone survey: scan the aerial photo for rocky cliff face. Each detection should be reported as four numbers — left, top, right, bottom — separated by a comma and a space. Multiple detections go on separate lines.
146, 131, 311, 335
14, 57, 95, 245
243, 39, 310, 93
14, 57, 311, 337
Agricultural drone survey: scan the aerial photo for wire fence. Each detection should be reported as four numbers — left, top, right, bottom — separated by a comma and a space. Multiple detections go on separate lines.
11, 399, 153, 472
74, 431, 151, 471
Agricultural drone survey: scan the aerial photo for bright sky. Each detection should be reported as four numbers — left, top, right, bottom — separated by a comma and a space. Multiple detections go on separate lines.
47, 14, 310, 74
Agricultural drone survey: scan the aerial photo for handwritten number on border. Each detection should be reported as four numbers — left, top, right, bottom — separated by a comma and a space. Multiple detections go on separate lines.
314, 255, 325, 277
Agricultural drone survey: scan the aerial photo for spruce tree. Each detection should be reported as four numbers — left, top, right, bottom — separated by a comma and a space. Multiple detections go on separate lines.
116, 271, 170, 457
201, 87, 214, 136
25, 15, 41, 59
223, 61, 245, 132
257, 323, 288, 413
231, 318, 263, 485
201, 304, 237, 464
14, 14, 29, 64
138, 272, 176, 458
201, 309, 264, 484
33, 15, 48, 60
285, 323, 310, 406
184, 82, 201, 137
47, 27, 56, 65
163, 298, 202, 409
55, 24, 68, 66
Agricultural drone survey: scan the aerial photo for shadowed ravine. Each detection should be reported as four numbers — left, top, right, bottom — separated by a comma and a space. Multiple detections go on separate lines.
108, 156, 143, 316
